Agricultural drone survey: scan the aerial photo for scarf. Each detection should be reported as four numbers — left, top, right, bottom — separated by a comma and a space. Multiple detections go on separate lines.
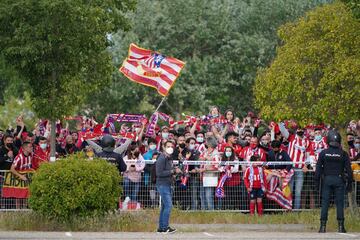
215, 166, 232, 198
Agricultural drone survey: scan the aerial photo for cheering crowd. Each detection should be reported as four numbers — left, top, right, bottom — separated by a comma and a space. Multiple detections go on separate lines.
0, 107, 359, 212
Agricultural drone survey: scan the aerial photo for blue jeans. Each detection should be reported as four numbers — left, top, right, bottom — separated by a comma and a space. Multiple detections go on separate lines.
200, 186, 214, 210
157, 184, 173, 230
123, 177, 140, 202
290, 170, 304, 209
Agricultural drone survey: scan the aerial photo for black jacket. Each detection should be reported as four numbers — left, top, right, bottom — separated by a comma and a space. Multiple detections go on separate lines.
156, 153, 173, 186
0, 145, 19, 170
96, 150, 127, 173
315, 146, 353, 185
267, 149, 292, 171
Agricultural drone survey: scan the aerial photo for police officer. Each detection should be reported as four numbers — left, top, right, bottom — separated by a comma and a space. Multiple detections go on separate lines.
96, 135, 127, 173
315, 130, 353, 233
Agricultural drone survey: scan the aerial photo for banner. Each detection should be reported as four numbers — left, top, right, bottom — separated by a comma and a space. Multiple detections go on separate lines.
120, 43, 185, 96
1, 170, 34, 199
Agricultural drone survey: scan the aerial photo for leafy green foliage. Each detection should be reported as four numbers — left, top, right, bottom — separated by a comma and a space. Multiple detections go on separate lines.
0, 92, 37, 130
85, 0, 331, 118
254, 2, 360, 126
341, 0, 360, 18
0, 0, 136, 120
29, 154, 122, 222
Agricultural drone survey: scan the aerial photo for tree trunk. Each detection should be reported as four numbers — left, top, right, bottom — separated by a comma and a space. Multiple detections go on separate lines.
50, 120, 56, 162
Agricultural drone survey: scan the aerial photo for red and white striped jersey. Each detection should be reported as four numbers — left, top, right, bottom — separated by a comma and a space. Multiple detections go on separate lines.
349, 147, 359, 161
240, 146, 266, 162
288, 135, 313, 168
12, 152, 33, 171
195, 143, 206, 154
311, 138, 328, 161
199, 149, 220, 171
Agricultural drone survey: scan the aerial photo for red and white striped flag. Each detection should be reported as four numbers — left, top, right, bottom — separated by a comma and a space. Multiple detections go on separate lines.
119, 43, 185, 96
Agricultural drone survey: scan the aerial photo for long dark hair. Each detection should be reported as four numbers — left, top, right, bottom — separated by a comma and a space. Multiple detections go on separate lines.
126, 142, 139, 159
221, 146, 236, 161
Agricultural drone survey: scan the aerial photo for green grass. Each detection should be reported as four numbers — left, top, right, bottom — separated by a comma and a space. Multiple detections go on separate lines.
0, 208, 359, 232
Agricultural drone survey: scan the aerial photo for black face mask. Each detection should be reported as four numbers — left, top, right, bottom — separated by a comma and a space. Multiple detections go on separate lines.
297, 131, 304, 137
179, 143, 186, 149
6, 143, 13, 149
66, 143, 74, 148
348, 140, 354, 146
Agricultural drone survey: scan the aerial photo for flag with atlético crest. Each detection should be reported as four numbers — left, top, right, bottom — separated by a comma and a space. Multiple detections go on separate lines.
119, 43, 185, 96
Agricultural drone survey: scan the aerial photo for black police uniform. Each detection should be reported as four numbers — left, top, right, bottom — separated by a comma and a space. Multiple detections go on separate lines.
96, 135, 127, 173
315, 131, 353, 233
96, 150, 127, 173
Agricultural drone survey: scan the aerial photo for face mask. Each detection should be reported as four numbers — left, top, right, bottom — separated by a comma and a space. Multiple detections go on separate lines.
40, 143, 47, 150
162, 132, 169, 139
260, 141, 268, 147
149, 144, 157, 150
86, 151, 94, 158
189, 144, 195, 150
314, 135, 322, 141
6, 143, 12, 148
348, 140, 354, 146
196, 137, 204, 143
250, 143, 257, 149
355, 144, 360, 149
297, 131, 304, 137
212, 114, 218, 118
179, 143, 186, 149
225, 152, 232, 158
165, 147, 174, 155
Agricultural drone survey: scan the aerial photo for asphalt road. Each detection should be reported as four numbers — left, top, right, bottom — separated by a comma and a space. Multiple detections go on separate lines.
0, 231, 359, 240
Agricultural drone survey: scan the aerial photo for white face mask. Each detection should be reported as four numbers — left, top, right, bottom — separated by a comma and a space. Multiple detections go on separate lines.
162, 132, 169, 139
189, 144, 195, 150
196, 137, 204, 143
165, 147, 174, 155
149, 144, 157, 150
40, 143, 47, 150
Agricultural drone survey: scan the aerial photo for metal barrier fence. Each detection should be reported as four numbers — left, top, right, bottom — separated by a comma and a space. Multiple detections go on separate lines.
1, 161, 359, 212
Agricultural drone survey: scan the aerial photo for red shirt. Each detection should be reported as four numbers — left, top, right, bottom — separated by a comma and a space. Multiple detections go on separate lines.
32, 145, 50, 170
244, 166, 266, 189
240, 146, 266, 162
218, 143, 242, 158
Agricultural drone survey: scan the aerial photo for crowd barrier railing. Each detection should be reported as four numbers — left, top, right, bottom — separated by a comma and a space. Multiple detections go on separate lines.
0, 161, 359, 212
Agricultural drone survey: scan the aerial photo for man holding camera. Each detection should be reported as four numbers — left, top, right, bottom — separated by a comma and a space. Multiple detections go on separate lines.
156, 140, 181, 234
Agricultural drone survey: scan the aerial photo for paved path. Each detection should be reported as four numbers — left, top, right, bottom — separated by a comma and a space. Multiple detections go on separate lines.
0, 231, 359, 240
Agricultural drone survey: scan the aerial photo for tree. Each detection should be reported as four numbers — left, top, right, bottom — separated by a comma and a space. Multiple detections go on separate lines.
0, 0, 136, 157
254, 2, 360, 126
84, 0, 331, 119
341, 0, 360, 18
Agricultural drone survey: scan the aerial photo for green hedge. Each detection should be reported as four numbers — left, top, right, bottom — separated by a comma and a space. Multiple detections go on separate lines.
29, 154, 121, 221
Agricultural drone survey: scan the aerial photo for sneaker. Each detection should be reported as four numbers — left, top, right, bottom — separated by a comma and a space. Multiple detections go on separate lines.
156, 228, 165, 234
163, 226, 177, 234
